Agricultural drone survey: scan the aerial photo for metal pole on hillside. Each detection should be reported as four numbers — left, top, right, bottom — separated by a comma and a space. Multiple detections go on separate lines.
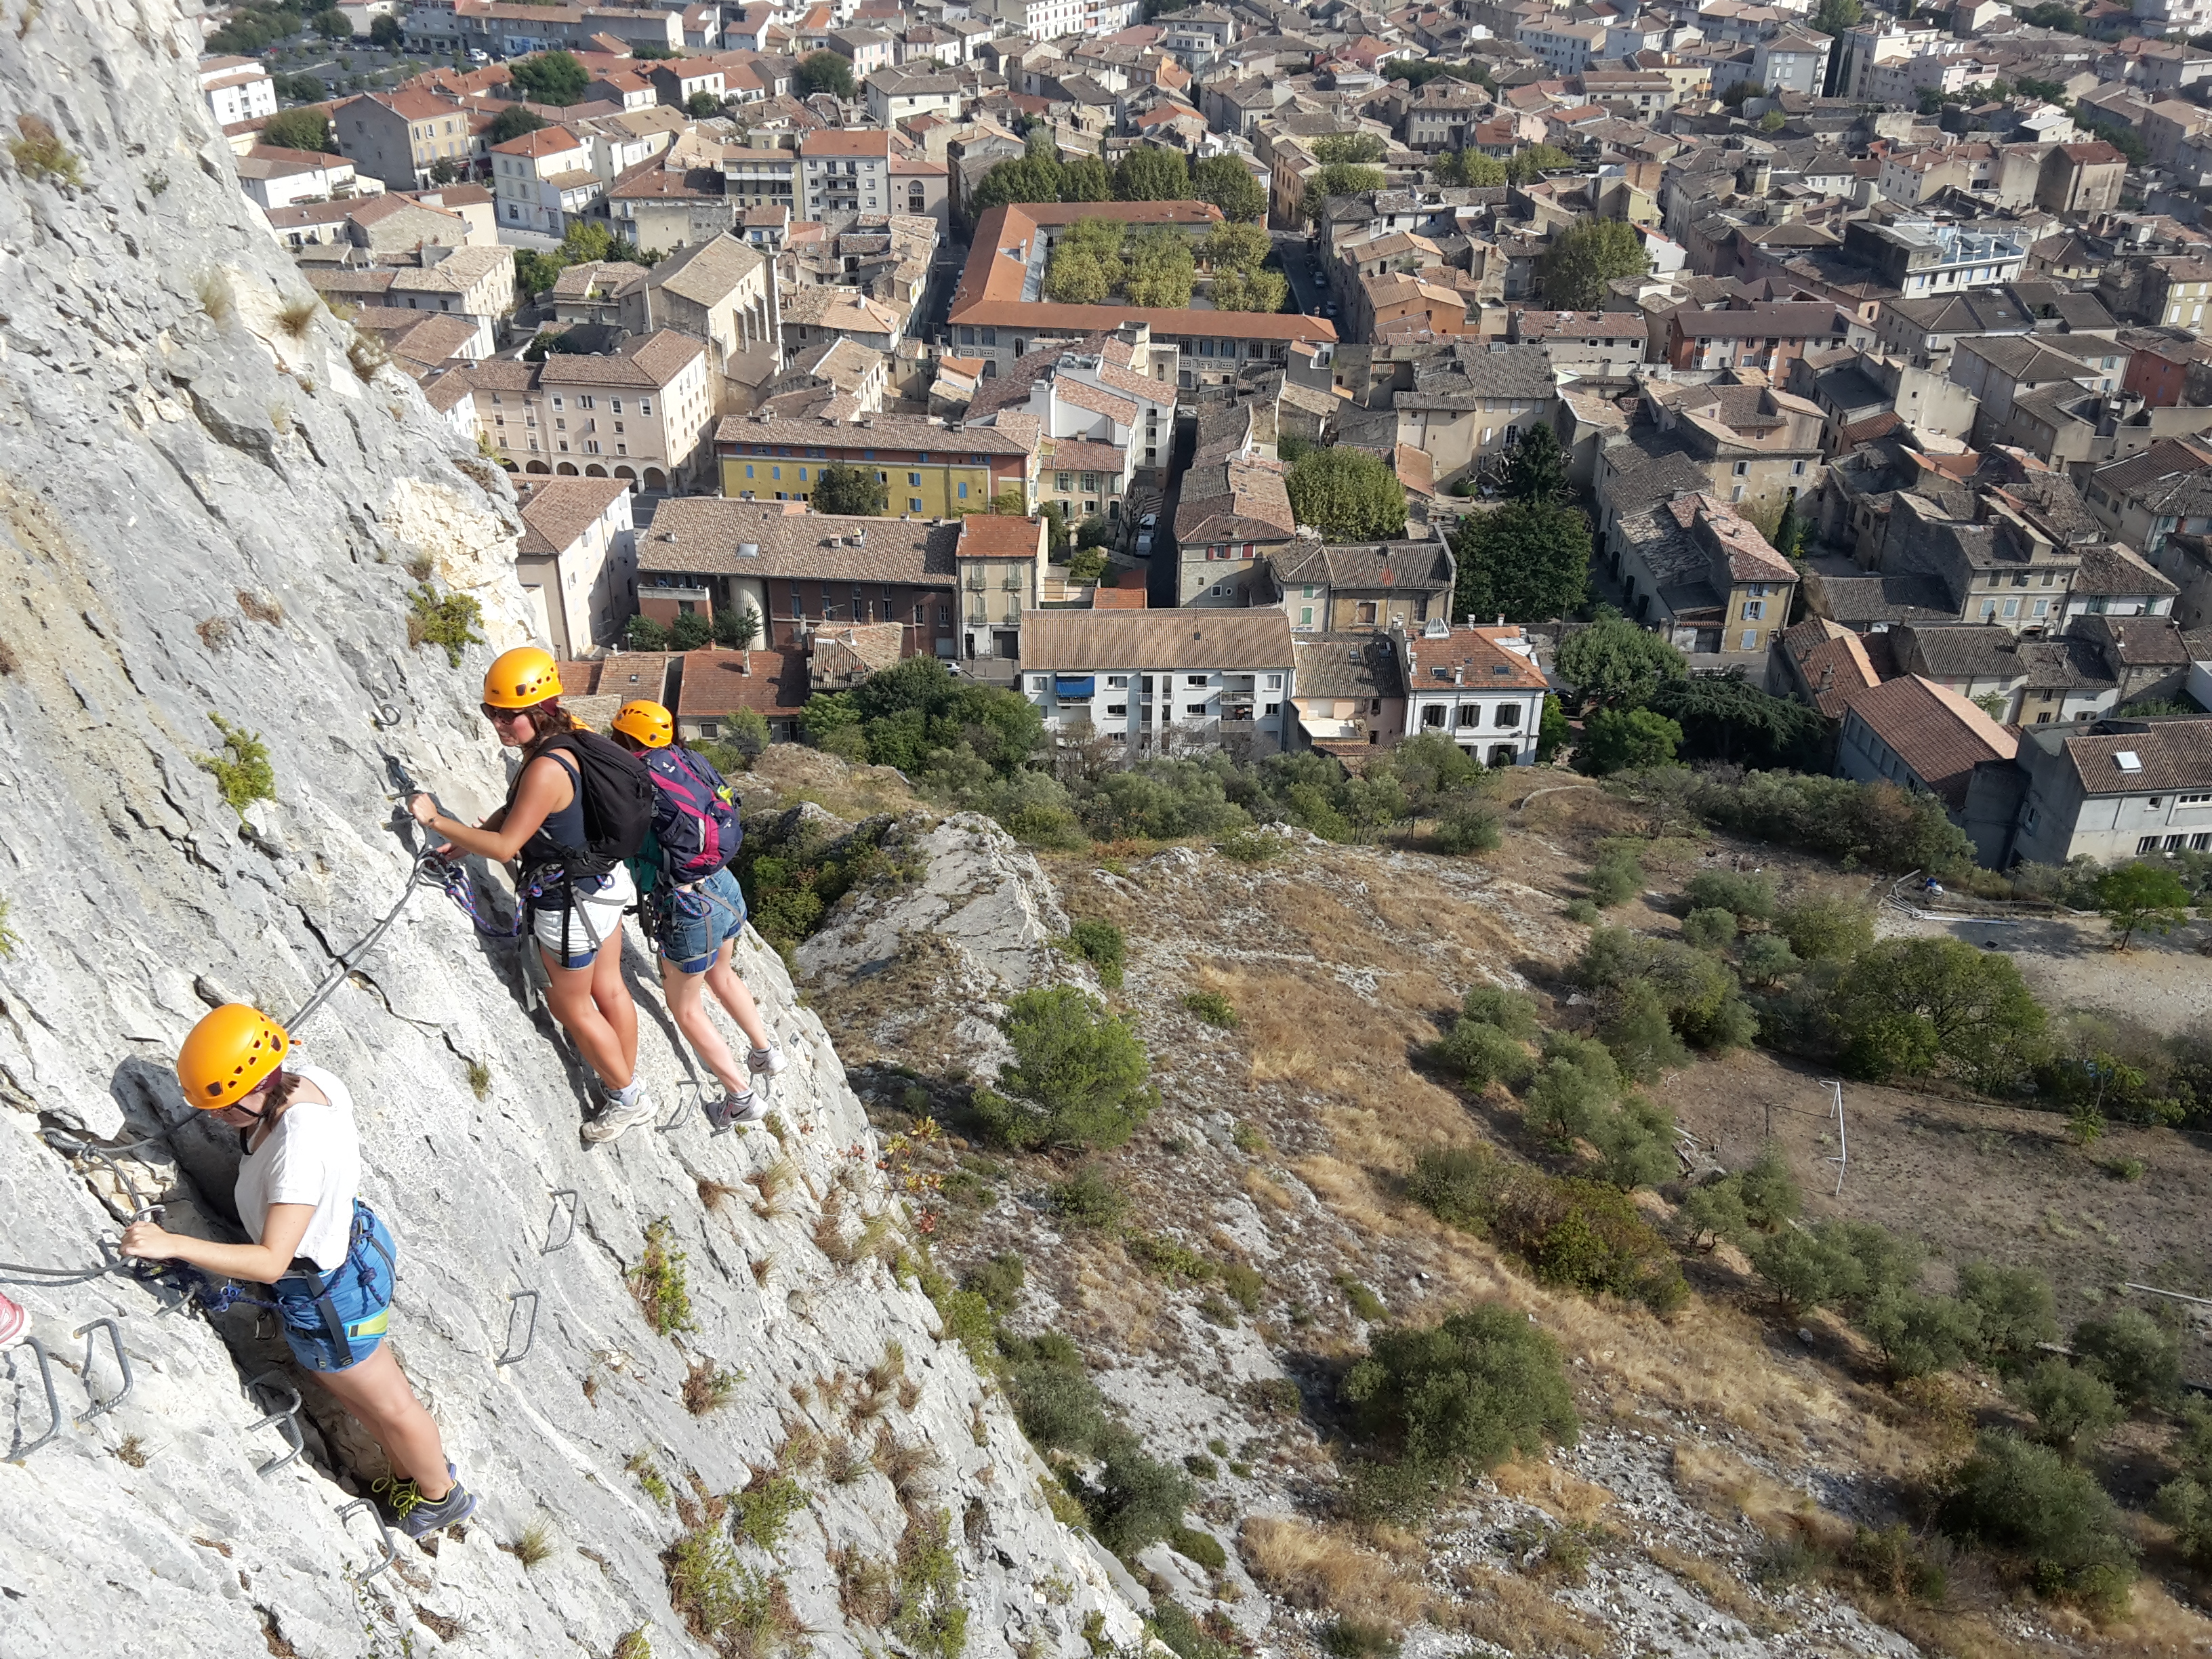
1824, 1080, 1846, 1198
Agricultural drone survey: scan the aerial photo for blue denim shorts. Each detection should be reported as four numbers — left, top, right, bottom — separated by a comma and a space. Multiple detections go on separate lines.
659, 866, 747, 973
272, 1204, 396, 1373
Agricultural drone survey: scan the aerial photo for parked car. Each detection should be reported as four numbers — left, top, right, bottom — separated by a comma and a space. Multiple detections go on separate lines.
1139, 512, 1158, 531
1135, 531, 1153, 556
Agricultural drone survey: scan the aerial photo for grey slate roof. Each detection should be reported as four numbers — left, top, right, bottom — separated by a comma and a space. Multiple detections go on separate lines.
1273, 539, 1454, 592
1814, 571, 1957, 626
1290, 630, 1407, 699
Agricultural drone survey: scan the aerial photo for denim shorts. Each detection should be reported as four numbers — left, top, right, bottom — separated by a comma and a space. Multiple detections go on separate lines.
659, 866, 747, 973
272, 1204, 396, 1374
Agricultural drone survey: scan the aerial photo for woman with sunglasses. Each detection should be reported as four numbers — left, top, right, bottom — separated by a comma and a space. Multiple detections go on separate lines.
120, 1005, 476, 1537
408, 647, 652, 1142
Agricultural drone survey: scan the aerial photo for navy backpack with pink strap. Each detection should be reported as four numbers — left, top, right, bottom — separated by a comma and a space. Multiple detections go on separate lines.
643, 746, 743, 881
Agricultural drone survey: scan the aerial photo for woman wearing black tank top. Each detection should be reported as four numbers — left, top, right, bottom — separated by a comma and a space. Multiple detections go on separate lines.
409, 649, 653, 1142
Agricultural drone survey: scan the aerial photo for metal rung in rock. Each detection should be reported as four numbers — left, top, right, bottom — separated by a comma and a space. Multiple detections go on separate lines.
337, 1497, 398, 1580
541, 1191, 578, 1255
71, 1319, 133, 1425
496, 1290, 539, 1366
6, 1339, 62, 1463
243, 1369, 305, 1478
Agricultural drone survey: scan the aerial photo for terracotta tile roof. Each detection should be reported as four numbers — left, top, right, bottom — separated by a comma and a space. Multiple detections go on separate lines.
516, 477, 630, 557
2054, 718, 2212, 796
1044, 437, 1128, 471
537, 330, 707, 388
958, 515, 1046, 558
642, 499, 962, 581
1092, 583, 1149, 608
1019, 608, 1296, 670
1406, 626, 1549, 693
713, 411, 1031, 454
1847, 674, 2018, 809
1776, 616, 1879, 718
678, 647, 813, 718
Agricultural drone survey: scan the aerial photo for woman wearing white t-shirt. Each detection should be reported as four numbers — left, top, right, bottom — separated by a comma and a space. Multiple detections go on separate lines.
120, 1004, 476, 1539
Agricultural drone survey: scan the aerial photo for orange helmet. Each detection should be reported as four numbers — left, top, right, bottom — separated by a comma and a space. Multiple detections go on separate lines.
177, 1004, 291, 1110
612, 699, 674, 748
482, 646, 562, 710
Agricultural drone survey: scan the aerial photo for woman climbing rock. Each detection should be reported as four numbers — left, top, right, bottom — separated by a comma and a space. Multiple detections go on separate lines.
120, 1005, 476, 1538
609, 699, 787, 1132
409, 647, 659, 1143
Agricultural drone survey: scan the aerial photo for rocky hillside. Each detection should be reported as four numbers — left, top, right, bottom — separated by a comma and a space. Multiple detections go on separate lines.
0, 8, 1143, 1656
781, 761, 2212, 1659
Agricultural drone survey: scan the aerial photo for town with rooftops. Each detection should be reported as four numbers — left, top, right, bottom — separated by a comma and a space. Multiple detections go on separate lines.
206, 0, 2212, 864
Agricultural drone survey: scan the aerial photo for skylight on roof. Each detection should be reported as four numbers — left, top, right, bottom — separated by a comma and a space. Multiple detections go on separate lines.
2115, 751, 2143, 772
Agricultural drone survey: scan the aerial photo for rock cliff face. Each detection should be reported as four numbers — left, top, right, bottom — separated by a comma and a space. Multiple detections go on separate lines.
0, 6, 1141, 1655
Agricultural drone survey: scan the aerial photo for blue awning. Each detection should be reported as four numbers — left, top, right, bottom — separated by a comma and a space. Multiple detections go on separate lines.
1054, 676, 1096, 698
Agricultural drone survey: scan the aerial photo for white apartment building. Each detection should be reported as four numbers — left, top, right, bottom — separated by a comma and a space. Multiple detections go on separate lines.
1022, 610, 1299, 754
800, 129, 888, 217
515, 477, 638, 659
490, 124, 598, 234
199, 56, 278, 127
976, 0, 1090, 40
462, 330, 715, 493
1519, 18, 1607, 75
1395, 619, 1551, 766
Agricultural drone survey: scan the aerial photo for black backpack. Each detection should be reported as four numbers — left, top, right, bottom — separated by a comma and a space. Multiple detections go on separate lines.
535, 730, 653, 874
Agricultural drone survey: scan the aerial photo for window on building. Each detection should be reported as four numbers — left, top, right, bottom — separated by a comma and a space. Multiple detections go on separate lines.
1420, 704, 1445, 727
1732, 460, 1749, 476
2138, 835, 2160, 853
1743, 600, 1765, 620
1740, 629, 1759, 650
909, 497, 924, 511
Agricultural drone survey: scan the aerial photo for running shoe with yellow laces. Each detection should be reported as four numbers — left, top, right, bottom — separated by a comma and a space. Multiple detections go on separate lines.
375, 1462, 478, 1539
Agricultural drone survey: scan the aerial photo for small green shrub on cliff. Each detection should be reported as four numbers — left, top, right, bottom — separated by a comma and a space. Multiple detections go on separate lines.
198, 713, 276, 817
1061, 918, 1126, 988
407, 584, 486, 667
629, 1217, 697, 1336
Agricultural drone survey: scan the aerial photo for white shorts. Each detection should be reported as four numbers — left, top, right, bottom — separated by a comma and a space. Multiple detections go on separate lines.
531, 865, 636, 968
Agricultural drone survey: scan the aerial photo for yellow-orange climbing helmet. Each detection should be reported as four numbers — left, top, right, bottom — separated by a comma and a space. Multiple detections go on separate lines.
177, 1004, 291, 1110
611, 699, 674, 748
482, 646, 562, 710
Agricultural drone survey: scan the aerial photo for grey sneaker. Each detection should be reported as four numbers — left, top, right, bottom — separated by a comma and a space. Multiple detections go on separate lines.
582, 1086, 657, 1143
384, 1463, 477, 1540
747, 1044, 787, 1080
708, 1086, 769, 1134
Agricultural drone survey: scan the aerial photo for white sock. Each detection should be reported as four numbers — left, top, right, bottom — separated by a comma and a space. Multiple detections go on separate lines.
611, 1078, 644, 1107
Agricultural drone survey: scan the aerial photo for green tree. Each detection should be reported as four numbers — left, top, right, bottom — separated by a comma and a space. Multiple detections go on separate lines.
1504, 142, 1576, 184
510, 49, 589, 106
1554, 612, 1687, 709
2095, 862, 2192, 950
1450, 499, 1591, 624
312, 7, 351, 40
627, 613, 671, 651
1758, 109, 1787, 132
1200, 219, 1269, 274
685, 88, 723, 117
795, 49, 857, 98
1341, 1305, 1578, 1477
1435, 149, 1506, 186
977, 985, 1157, 1151
262, 106, 333, 152
1938, 1432, 2137, 1614
1832, 937, 2048, 1092
712, 605, 762, 649
1501, 424, 1567, 504
970, 154, 1067, 214
1044, 248, 1109, 304
1812, 0, 1862, 28
1769, 491, 1807, 559
1643, 676, 1829, 771
1212, 268, 1288, 312
670, 611, 712, 651
1312, 132, 1387, 164
370, 13, 403, 45
2072, 1307, 2180, 1409
1307, 163, 1386, 213
1193, 153, 1265, 221
1061, 155, 1113, 201
272, 70, 328, 102
1581, 708, 1681, 774
1115, 146, 1190, 200
1536, 694, 1569, 761
1119, 225, 1194, 307
1286, 447, 1407, 539
487, 102, 549, 144
812, 462, 888, 516
1719, 78, 1766, 108
1538, 219, 1652, 310
2009, 1361, 2123, 1460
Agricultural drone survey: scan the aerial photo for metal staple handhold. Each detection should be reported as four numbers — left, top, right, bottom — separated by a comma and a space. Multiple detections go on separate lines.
336, 1496, 398, 1580
243, 1368, 305, 1478
541, 1190, 579, 1255
6, 1338, 62, 1463
496, 1289, 539, 1366
71, 1319, 133, 1425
